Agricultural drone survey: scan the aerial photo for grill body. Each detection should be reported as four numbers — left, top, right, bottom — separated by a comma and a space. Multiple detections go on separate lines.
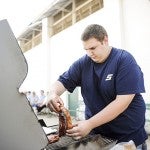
45, 134, 117, 150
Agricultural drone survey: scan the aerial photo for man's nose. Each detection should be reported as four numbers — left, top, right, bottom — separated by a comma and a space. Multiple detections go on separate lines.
87, 50, 94, 56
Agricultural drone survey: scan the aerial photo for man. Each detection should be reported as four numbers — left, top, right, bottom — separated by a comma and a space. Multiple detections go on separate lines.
47, 24, 148, 149
36, 90, 47, 113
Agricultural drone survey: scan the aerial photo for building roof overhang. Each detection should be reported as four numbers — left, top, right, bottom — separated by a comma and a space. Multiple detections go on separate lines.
17, 0, 71, 41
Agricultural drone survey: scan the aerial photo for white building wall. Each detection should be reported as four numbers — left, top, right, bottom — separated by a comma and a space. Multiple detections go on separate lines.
121, 0, 150, 102
20, 44, 48, 93
20, 0, 150, 103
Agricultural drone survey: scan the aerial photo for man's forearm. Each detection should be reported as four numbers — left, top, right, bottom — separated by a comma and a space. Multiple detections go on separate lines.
88, 94, 135, 130
49, 80, 66, 96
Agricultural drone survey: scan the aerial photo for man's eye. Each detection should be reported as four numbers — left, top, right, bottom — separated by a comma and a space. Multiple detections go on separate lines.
90, 47, 96, 50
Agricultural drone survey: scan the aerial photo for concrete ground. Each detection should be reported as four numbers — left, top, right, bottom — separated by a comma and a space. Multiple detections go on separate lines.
37, 113, 150, 149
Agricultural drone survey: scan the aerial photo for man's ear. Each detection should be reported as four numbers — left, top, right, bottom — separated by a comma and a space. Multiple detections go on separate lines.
102, 36, 108, 45
104, 36, 108, 42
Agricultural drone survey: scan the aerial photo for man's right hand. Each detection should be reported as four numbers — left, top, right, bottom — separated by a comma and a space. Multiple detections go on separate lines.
46, 94, 64, 113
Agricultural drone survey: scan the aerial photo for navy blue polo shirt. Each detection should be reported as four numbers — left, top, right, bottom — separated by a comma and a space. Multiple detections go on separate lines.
58, 47, 148, 146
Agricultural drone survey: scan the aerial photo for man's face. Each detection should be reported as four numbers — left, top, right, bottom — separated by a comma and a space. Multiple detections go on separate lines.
83, 37, 109, 63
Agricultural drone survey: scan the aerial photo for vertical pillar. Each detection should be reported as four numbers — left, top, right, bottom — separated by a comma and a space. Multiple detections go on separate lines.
72, 0, 76, 24
41, 18, 49, 91
42, 17, 54, 91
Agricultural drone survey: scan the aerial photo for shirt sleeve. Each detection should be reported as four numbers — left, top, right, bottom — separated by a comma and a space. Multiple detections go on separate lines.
116, 51, 145, 95
58, 59, 82, 93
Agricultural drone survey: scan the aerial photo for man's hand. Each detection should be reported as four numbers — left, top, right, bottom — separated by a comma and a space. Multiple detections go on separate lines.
47, 94, 64, 113
46, 81, 66, 113
66, 120, 93, 140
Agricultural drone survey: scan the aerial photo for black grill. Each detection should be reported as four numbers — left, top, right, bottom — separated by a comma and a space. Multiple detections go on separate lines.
45, 134, 116, 150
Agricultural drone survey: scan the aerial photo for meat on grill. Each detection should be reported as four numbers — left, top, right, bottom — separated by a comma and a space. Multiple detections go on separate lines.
59, 106, 73, 137
47, 134, 60, 144
48, 106, 73, 144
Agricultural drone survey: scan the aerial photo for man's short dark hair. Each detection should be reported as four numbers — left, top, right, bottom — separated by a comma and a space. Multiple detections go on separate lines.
81, 24, 108, 42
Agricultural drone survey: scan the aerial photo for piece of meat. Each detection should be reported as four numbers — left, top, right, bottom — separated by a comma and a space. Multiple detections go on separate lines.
59, 111, 67, 137
47, 106, 73, 144
59, 106, 73, 137
47, 134, 59, 144
61, 107, 73, 130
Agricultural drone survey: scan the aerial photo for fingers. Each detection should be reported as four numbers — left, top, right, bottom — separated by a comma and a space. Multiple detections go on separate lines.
66, 131, 80, 137
66, 121, 91, 140
66, 130, 82, 139
47, 100, 61, 112
46, 95, 64, 113
47, 102, 58, 112
57, 98, 64, 106
66, 124, 83, 140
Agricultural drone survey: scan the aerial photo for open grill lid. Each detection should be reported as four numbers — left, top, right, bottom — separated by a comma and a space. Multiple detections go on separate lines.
0, 19, 48, 150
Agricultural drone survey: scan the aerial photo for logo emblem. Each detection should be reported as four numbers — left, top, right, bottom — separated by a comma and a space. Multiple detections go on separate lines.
105, 74, 113, 81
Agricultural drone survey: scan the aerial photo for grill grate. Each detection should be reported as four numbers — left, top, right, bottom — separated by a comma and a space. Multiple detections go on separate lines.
45, 134, 116, 150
